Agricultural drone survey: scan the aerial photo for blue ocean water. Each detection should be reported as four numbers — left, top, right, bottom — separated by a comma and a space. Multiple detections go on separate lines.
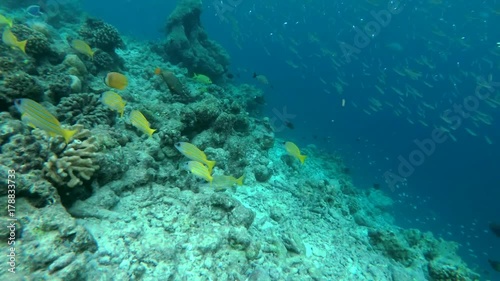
84, 0, 500, 277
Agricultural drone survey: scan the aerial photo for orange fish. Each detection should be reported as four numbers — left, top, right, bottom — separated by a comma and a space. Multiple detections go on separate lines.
105, 72, 128, 90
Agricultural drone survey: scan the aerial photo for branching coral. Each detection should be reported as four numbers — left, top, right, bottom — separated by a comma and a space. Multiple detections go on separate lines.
43, 125, 100, 188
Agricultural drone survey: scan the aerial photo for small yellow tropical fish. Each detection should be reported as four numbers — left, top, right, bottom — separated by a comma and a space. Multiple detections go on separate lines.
174, 142, 216, 173
183, 161, 213, 183
105, 72, 128, 90
2, 28, 27, 54
100, 91, 126, 117
193, 73, 212, 84
129, 110, 155, 137
211, 175, 244, 191
0, 14, 13, 28
284, 141, 307, 164
14, 99, 77, 143
71, 39, 94, 59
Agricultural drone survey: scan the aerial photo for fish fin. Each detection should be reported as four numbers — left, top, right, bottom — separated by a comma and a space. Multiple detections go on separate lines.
299, 154, 307, 165
148, 128, 156, 137
62, 128, 78, 143
236, 176, 244, 186
18, 40, 27, 54
206, 160, 216, 173
8, 19, 13, 27
21, 114, 36, 128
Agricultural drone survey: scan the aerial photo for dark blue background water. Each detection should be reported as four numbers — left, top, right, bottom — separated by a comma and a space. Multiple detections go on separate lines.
82, 0, 500, 277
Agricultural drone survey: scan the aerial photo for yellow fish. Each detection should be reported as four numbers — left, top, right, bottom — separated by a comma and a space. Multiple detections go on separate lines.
284, 141, 307, 164
71, 39, 94, 59
174, 142, 216, 173
129, 110, 155, 137
0, 14, 13, 28
100, 91, 126, 117
105, 72, 128, 90
183, 161, 213, 183
211, 175, 244, 191
193, 73, 212, 84
2, 28, 27, 54
14, 99, 77, 143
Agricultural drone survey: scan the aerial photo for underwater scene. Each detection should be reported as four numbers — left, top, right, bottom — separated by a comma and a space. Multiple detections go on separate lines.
0, 0, 499, 280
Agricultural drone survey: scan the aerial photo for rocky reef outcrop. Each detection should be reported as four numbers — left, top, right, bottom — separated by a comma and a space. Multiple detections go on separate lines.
162, 0, 230, 80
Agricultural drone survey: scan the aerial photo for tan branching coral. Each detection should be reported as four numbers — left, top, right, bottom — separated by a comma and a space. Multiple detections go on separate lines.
43, 125, 100, 188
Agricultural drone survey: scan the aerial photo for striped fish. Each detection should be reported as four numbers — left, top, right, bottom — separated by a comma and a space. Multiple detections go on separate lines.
129, 110, 155, 137
182, 161, 213, 183
174, 142, 216, 173
14, 99, 77, 143
100, 91, 126, 117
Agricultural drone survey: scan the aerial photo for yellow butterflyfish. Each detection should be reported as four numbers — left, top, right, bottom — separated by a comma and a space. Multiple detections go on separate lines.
100, 91, 126, 117
105, 72, 128, 90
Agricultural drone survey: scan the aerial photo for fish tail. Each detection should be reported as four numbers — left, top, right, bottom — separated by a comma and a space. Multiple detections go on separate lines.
62, 128, 78, 143
299, 154, 307, 165
236, 176, 244, 186
206, 160, 216, 173
147, 128, 156, 137
18, 40, 27, 54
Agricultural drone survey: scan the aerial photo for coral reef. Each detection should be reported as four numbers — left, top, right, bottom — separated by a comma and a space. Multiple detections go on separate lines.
163, 0, 230, 79
10, 24, 54, 59
79, 18, 125, 53
56, 92, 115, 127
0, 71, 43, 110
0, 3, 482, 280
43, 125, 100, 188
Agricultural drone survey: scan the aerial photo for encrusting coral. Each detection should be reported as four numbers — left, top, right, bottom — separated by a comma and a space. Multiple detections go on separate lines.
43, 125, 100, 188
163, 0, 230, 80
